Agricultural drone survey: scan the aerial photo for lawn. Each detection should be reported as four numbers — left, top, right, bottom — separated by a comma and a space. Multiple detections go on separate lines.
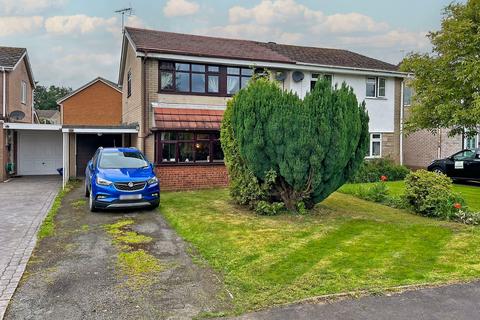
339, 181, 480, 211
160, 188, 480, 314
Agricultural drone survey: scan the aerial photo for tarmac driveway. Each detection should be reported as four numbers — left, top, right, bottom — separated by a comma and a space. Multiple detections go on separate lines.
4, 181, 227, 320
0, 176, 60, 319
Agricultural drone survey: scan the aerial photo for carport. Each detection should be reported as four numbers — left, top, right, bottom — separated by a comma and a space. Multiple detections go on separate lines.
61, 125, 138, 186
2, 122, 138, 187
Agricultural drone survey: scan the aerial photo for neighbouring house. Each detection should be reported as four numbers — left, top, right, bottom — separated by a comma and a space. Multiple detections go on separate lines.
1, 76, 137, 183
0, 46, 35, 181
402, 86, 479, 169
118, 27, 408, 190
35, 109, 61, 124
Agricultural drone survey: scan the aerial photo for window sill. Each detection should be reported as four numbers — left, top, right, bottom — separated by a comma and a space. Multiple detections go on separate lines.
365, 97, 388, 101
158, 90, 231, 98
365, 156, 382, 159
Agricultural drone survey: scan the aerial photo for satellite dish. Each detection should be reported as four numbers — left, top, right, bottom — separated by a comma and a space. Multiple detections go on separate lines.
275, 71, 287, 81
292, 71, 304, 82
9, 110, 25, 121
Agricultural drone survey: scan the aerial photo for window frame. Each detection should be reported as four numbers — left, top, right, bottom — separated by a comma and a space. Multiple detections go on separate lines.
310, 73, 333, 92
127, 70, 132, 97
367, 133, 382, 158
155, 131, 224, 165
21, 80, 27, 104
366, 77, 387, 99
158, 61, 252, 97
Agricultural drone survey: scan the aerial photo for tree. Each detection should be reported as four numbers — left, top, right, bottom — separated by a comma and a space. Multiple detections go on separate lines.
221, 78, 369, 212
34, 85, 72, 110
400, 0, 480, 137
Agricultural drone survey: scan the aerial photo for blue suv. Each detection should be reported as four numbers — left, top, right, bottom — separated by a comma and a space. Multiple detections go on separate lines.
85, 147, 160, 212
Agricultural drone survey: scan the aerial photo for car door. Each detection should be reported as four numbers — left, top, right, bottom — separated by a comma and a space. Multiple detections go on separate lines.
468, 151, 480, 180
449, 150, 476, 179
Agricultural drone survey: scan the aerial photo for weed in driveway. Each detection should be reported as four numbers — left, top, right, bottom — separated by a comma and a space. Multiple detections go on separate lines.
71, 199, 86, 209
104, 219, 162, 288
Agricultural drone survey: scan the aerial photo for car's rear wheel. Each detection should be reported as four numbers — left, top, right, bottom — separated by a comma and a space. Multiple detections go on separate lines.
89, 188, 97, 212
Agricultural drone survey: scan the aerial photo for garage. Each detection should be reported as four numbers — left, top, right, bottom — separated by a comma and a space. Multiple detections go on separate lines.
18, 130, 63, 175
75, 133, 122, 176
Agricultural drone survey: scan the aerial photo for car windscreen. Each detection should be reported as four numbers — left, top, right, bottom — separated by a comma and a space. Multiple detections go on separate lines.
99, 152, 148, 169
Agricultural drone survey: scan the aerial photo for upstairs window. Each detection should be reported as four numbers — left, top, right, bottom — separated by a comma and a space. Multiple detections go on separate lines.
366, 77, 386, 98
21, 81, 27, 104
127, 70, 132, 97
310, 73, 333, 91
159, 61, 253, 96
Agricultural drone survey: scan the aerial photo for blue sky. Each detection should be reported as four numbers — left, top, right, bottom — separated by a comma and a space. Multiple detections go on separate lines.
0, 0, 464, 88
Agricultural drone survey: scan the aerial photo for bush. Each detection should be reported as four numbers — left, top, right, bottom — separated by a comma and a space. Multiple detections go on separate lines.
404, 170, 465, 219
454, 210, 480, 225
225, 77, 369, 212
255, 201, 285, 216
349, 158, 410, 183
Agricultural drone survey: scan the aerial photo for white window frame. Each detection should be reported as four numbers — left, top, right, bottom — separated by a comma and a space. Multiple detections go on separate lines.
366, 77, 377, 98
367, 133, 382, 158
403, 85, 413, 107
464, 134, 479, 150
366, 77, 387, 99
377, 77, 386, 98
21, 80, 27, 104
310, 73, 333, 91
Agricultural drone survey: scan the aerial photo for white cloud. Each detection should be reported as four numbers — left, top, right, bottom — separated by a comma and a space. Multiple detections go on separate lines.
229, 0, 323, 26
0, 0, 66, 15
163, 0, 199, 17
339, 30, 429, 49
322, 13, 389, 33
45, 15, 117, 35
0, 16, 44, 37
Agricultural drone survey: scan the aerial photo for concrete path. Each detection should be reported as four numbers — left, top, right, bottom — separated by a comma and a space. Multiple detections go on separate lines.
0, 176, 60, 319
229, 281, 480, 320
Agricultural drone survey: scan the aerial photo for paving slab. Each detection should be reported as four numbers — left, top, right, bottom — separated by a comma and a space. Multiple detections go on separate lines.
0, 176, 60, 319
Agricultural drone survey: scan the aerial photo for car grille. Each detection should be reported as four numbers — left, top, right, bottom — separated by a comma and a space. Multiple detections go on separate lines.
114, 181, 146, 192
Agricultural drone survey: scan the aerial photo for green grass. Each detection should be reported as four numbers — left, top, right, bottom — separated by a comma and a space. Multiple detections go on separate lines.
339, 181, 480, 211
38, 180, 79, 240
160, 188, 480, 314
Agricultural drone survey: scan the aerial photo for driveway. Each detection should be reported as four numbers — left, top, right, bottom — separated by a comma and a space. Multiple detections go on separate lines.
0, 176, 60, 319
4, 181, 227, 319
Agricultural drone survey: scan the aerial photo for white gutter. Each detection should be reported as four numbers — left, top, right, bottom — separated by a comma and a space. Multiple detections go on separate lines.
137, 52, 408, 78
2, 67, 6, 118
400, 80, 404, 165
61, 128, 138, 133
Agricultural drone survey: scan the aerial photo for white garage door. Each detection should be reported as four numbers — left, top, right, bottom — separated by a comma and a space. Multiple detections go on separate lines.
17, 130, 63, 175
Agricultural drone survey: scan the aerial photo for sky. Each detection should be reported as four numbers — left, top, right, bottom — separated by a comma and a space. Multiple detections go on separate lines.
0, 0, 465, 89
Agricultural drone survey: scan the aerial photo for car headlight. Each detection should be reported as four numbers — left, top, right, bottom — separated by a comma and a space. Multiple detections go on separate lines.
147, 176, 158, 185
96, 176, 112, 186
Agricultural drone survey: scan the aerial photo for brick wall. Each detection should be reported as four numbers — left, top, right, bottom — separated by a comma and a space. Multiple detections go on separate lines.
6, 58, 33, 123
155, 164, 228, 191
62, 81, 122, 126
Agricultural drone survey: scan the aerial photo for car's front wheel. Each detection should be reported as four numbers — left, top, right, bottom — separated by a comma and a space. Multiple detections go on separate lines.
432, 167, 445, 175
89, 188, 97, 212
84, 180, 89, 197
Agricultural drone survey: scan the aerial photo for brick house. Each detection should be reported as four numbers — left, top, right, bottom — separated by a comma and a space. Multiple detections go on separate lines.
118, 27, 408, 190
402, 87, 478, 169
0, 46, 35, 181
1, 76, 137, 184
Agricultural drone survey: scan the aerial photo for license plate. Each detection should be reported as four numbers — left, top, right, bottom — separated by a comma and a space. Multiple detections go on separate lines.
119, 194, 142, 200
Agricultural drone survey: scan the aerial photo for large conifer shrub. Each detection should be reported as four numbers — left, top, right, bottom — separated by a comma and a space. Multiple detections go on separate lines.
221, 78, 369, 212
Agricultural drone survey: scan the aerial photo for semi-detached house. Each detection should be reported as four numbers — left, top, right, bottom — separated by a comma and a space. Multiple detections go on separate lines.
118, 27, 408, 190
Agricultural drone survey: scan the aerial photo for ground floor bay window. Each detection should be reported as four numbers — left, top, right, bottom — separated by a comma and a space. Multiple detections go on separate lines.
155, 131, 224, 164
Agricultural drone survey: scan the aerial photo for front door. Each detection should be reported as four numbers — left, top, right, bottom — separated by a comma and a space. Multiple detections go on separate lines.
76, 134, 122, 177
